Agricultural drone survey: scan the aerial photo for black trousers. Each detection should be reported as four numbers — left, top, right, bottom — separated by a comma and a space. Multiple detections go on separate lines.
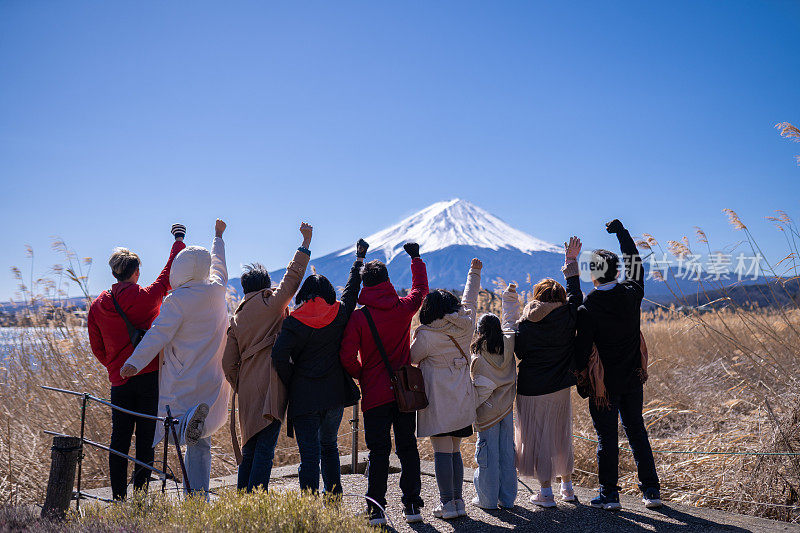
109, 371, 159, 500
589, 384, 660, 495
363, 401, 423, 510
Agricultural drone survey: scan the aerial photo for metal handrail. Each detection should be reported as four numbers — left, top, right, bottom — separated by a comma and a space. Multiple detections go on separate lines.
41, 385, 166, 422
43, 430, 171, 480
41, 385, 190, 511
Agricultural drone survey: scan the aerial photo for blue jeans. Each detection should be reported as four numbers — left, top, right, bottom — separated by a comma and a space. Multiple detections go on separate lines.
184, 436, 211, 497
292, 406, 344, 494
474, 411, 517, 508
238, 420, 281, 492
589, 385, 659, 495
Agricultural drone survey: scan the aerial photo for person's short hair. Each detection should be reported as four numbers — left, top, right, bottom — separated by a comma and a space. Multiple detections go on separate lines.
419, 289, 461, 325
532, 278, 567, 303
590, 249, 620, 284
240, 263, 271, 294
108, 248, 140, 282
296, 274, 337, 306
361, 260, 389, 287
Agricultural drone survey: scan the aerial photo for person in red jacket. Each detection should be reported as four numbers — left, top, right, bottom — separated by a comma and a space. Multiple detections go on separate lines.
340, 242, 428, 526
87, 224, 187, 500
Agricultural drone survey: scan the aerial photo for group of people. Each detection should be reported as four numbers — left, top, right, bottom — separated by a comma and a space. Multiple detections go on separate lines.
87, 216, 662, 526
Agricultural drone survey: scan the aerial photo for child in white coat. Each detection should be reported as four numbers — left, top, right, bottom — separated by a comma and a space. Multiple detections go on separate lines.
470, 284, 520, 509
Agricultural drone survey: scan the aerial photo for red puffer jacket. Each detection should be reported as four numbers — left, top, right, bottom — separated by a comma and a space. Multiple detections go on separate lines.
87, 240, 186, 386
340, 257, 428, 412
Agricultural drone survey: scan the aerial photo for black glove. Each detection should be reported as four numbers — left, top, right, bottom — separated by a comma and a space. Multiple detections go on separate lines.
605, 219, 625, 234
356, 238, 369, 259
403, 242, 420, 258
171, 223, 186, 239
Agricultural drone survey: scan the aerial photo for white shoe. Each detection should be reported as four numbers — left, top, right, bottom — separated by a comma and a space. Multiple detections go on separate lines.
433, 500, 459, 519
185, 403, 209, 447
560, 488, 577, 502
530, 492, 557, 508
471, 496, 497, 510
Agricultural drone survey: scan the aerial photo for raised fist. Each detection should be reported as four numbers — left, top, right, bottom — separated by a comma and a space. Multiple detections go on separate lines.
403, 242, 420, 258
564, 236, 582, 261
215, 219, 227, 238
171, 223, 186, 241
606, 219, 624, 234
471, 258, 483, 270
356, 238, 369, 259
300, 222, 313, 245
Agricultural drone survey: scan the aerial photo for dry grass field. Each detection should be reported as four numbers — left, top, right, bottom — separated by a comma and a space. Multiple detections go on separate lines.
1, 205, 799, 524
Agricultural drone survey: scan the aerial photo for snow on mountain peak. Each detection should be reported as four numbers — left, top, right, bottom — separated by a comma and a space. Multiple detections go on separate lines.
337, 198, 560, 262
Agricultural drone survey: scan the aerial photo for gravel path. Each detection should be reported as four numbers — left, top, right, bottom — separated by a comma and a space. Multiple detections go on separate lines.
264, 471, 798, 532
85, 456, 800, 532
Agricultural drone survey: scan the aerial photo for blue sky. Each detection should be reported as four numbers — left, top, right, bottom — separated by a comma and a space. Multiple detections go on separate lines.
1, 1, 799, 300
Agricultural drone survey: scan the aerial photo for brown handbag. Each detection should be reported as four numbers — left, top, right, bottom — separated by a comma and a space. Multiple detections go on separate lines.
362, 308, 428, 413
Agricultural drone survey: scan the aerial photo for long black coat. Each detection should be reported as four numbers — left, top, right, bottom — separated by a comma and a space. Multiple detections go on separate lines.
515, 272, 582, 396
271, 261, 362, 420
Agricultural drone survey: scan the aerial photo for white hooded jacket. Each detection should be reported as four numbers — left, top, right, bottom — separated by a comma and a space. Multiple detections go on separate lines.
125, 237, 231, 445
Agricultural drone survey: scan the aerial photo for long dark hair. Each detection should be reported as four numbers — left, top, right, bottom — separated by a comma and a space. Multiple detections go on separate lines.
470, 313, 504, 355
418, 289, 461, 325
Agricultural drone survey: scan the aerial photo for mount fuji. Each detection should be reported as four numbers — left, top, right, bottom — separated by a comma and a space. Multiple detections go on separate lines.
236, 199, 568, 294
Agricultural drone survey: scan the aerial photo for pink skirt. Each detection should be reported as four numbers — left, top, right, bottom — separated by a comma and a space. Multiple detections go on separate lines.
514, 387, 574, 482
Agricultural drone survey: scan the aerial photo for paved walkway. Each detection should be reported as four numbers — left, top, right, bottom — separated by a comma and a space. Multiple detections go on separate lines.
85, 454, 800, 532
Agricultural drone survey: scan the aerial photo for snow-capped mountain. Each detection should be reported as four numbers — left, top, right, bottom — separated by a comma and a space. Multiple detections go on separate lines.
228, 198, 757, 303
335, 199, 560, 263
235, 199, 568, 294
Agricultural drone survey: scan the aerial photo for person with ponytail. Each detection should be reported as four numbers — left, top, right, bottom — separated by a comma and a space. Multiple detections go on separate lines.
469, 283, 520, 509
514, 236, 583, 507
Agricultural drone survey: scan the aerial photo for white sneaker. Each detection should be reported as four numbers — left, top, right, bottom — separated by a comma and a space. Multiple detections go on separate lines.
642, 488, 662, 509
560, 488, 577, 502
471, 496, 497, 510
433, 500, 459, 519
184, 403, 209, 446
530, 492, 557, 508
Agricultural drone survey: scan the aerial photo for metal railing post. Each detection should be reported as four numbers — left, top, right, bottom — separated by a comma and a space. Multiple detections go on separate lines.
75, 393, 88, 511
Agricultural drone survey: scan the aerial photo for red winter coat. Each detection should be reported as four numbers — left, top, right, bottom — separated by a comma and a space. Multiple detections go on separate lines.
87, 240, 186, 386
340, 257, 428, 412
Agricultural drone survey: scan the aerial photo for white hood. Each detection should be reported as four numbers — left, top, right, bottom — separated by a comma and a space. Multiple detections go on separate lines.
170, 246, 212, 288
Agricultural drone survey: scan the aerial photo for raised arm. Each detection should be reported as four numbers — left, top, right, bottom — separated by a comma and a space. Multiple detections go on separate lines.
121, 297, 183, 376
209, 219, 228, 287
607, 219, 643, 294
221, 321, 241, 389
563, 236, 584, 308
398, 243, 429, 313
462, 258, 481, 318
501, 283, 520, 331
271, 222, 312, 307
142, 225, 187, 299
341, 238, 368, 317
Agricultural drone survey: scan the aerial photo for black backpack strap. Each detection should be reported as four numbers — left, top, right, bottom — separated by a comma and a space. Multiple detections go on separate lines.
362, 307, 397, 384
109, 289, 140, 346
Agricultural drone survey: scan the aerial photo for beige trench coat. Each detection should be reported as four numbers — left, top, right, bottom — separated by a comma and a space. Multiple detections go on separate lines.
221, 249, 309, 461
